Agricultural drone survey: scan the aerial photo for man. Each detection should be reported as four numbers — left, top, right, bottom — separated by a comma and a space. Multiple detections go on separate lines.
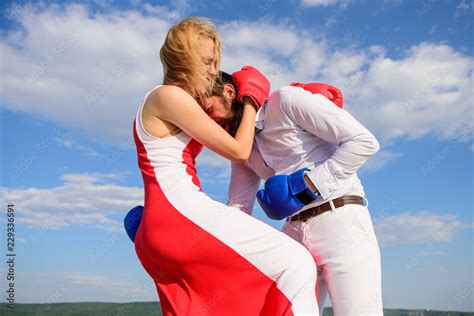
125, 72, 383, 315
204, 72, 383, 316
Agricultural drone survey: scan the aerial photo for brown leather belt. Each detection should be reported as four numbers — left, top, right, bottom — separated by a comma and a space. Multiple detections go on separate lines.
287, 195, 365, 222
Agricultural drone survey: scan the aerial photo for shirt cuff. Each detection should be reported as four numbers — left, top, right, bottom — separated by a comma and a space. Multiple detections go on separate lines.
305, 163, 338, 200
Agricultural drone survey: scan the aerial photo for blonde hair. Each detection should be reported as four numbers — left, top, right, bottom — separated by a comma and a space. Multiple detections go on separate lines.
160, 17, 221, 98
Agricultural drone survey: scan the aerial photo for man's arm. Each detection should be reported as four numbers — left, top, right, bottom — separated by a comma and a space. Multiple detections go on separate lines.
227, 161, 261, 215
282, 87, 380, 199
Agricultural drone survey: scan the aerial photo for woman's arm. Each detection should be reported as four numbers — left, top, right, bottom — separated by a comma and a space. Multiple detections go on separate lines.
151, 85, 258, 162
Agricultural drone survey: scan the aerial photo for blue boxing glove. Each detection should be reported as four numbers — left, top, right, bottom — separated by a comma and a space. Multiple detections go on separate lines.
256, 168, 320, 220
124, 205, 144, 242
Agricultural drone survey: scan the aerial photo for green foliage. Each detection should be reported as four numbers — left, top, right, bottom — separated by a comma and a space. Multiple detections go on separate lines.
0, 303, 472, 316
0, 302, 162, 316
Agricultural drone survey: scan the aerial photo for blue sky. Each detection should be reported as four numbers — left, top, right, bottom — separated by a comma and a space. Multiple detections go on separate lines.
0, 0, 473, 312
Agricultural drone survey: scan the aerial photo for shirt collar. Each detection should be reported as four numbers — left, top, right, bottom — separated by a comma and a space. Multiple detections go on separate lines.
255, 100, 267, 131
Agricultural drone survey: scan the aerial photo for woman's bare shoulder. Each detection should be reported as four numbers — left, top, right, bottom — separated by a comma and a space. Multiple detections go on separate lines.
149, 85, 191, 102
146, 84, 197, 119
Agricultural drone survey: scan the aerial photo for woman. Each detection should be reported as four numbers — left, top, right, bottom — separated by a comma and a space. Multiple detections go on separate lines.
132, 17, 319, 315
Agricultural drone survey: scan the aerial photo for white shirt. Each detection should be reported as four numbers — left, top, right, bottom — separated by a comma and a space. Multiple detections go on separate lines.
227, 85, 380, 215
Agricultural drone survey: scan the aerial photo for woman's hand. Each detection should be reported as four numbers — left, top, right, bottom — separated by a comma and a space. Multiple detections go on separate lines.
242, 96, 259, 111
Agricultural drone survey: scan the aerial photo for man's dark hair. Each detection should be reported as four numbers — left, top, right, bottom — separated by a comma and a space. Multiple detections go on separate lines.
218, 72, 236, 92
212, 71, 244, 137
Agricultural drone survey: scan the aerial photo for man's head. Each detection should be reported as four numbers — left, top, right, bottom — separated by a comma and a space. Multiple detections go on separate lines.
201, 72, 244, 136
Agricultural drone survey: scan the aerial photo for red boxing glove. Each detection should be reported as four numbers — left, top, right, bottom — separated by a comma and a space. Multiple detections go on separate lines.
232, 66, 270, 109
290, 82, 343, 108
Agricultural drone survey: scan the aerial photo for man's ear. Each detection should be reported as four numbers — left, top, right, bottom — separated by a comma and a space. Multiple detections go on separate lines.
223, 83, 236, 99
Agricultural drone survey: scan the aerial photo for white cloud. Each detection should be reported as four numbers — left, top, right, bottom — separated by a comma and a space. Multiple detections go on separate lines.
194, 148, 231, 184
320, 50, 366, 79
1, 2, 174, 145
382, 0, 403, 7
196, 148, 229, 169
76, 144, 100, 157
16, 236, 28, 244
374, 212, 469, 247
15, 272, 157, 303
218, 23, 473, 148
351, 43, 473, 144
55, 137, 74, 148
0, 172, 143, 231
244, 28, 298, 57
455, 0, 473, 15
219, 21, 329, 87
360, 150, 402, 173
55, 137, 100, 157
1, 2, 472, 151
69, 274, 149, 298
301, 0, 339, 7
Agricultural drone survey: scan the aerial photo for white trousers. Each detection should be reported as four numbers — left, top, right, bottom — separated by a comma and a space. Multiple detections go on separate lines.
282, 203, 383, 316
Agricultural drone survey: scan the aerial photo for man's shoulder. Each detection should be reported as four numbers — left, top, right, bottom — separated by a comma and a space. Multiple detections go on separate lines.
267, 86, 295, 107
266, 85, 308, 114
268, 85, 297, 98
